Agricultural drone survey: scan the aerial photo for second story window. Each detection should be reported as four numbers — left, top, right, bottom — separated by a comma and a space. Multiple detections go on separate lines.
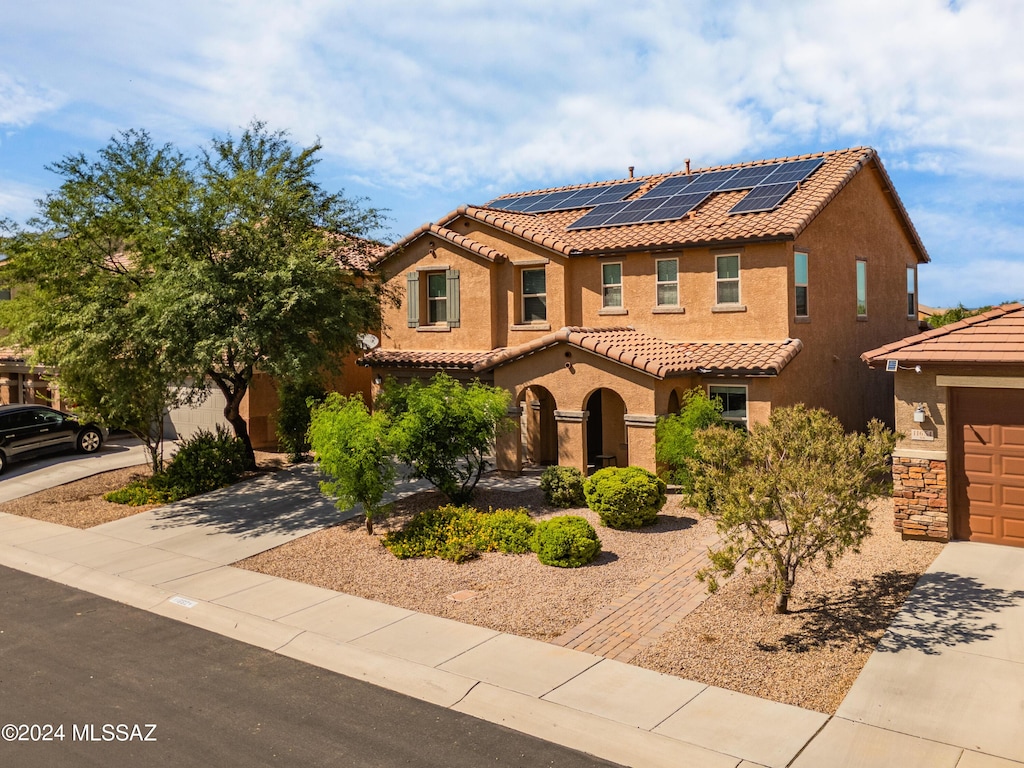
656, 259, 678, 306
716, 254, 740, 305
427, 272, 447, 324
794, 251, 808, 318
406, 269, 460, 329
907, 266, 916, 318
856, 260, 867, 317
522, 268, 547, 323
602, 262, 623, 308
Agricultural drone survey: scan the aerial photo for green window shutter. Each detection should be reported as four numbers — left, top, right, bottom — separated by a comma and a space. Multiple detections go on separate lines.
406, 272, 419, 327
446, 269, 460, 328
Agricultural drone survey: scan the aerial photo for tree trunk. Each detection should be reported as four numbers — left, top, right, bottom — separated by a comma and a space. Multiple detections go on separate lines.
774, 591, 790, 614
365, 515, 373, 535
209, 372, 257, 470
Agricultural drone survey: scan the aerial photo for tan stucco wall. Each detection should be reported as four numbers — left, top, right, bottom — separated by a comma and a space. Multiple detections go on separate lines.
567, 243, 791, 341
380, 236, 497, 351
773, 164, 924, 430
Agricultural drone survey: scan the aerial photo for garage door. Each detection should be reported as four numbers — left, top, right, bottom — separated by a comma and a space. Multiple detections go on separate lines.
952, 388, 1024, 546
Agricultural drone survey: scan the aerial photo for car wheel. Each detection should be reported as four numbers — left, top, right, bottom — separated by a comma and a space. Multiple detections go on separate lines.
77, 427, 103, 454
0, 451, 6, 474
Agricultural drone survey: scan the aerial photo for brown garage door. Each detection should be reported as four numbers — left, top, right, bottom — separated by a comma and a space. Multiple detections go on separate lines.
952, 387, 1024, 546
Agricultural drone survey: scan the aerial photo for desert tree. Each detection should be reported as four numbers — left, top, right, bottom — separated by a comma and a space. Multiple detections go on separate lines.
691, 405, 896, 614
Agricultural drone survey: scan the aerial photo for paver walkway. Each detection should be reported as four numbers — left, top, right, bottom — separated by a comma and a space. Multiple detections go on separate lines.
552, 532, 722, 661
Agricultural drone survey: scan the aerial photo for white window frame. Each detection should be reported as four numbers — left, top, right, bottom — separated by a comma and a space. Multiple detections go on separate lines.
602, 262, 623, 309
655, 258, 679, 307
794, 251, 808, 318
426, 271, 448, 325
521, 267, 547, 323
715, 253, 741, 306
709, 384, 748, 429
906, 266, 916, 318
856, 260, 867, 318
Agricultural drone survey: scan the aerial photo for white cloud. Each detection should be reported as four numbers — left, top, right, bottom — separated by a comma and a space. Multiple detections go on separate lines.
0, 74, 62, 127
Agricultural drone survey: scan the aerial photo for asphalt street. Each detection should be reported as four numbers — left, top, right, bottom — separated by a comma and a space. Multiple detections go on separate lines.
0, 565, 618, 768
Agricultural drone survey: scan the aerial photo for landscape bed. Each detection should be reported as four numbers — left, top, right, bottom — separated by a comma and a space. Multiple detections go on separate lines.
1, 467, 944, 713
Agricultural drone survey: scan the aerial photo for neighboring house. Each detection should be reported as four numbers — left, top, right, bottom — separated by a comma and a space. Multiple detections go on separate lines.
365, 147, 928, 474
863, 303, 1024, 548
0, 346, 60, 407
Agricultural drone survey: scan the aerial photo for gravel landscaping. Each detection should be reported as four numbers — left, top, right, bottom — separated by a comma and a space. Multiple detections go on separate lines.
2, 462, 945, 714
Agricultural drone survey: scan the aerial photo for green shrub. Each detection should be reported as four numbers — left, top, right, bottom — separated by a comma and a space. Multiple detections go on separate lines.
276, 379, 326, 462
163, 426, 249, 498
655, 387, 724, 491
583, 466, 667, 529
382, 505, 537, 562
530, 516, 601, 568
103, 479, 171, 506
539, 465, 586, 507
476, 508, 536, 554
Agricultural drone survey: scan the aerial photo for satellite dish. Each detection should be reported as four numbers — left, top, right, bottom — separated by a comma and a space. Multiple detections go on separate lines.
358, 333, 380, 350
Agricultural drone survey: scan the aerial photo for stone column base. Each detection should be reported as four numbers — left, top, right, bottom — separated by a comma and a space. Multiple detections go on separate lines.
892, 455, 949, 541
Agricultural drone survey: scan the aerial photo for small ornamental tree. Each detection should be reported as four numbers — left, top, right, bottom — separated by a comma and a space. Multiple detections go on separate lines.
308, 393, 395, 534
384, 373, 513, 504
691, 405, 896, 614
655, 387, 724, 491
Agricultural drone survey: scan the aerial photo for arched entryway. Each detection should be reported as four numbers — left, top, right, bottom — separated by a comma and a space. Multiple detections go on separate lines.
585, 388, 628, 470
518, 385, 558, 466
666, 388, 681, 415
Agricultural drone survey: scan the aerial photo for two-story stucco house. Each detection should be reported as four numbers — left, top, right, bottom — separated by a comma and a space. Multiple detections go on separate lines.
364, 147, 928, 474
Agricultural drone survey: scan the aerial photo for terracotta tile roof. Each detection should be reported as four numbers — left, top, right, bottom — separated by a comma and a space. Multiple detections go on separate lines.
473, 327, 802, 379
0, 346, 25, 363
384, 223, 507, 263
359, 348, 494, 370
862, 302, 1024, 365
382, 147, 927, 263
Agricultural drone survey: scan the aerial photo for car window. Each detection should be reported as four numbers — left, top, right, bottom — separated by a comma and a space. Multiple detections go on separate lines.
2, 411, 36, 429
34, 410, 65, 426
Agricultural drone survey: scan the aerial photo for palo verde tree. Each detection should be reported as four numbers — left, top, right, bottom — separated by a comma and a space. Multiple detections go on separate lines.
690, 405, 896, 614
308, 393, 395, 534
381, 373, 513, 504
0, 123, 388, 470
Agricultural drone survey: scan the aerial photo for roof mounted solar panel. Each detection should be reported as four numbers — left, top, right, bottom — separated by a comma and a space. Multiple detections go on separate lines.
761, 157, 825, 185
638, 191, 713, 222
728, 182, 799, 215
565, 200, 634, 230
680, 169, 742, 194
487, 181, 644, 214
643, 175, 696, 198
715, 163, 782, 191
603, 197, 672, 226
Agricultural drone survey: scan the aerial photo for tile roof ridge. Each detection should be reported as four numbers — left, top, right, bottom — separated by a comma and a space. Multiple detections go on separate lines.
381, 213, 509, 263
457, 206, 577, 256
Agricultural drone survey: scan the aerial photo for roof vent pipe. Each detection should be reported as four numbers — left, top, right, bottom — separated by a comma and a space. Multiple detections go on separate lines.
628, 166, 634, 179
685, 159, 691, 175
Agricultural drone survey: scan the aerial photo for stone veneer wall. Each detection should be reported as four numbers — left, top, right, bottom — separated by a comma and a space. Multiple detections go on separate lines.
891, 456, 948, 540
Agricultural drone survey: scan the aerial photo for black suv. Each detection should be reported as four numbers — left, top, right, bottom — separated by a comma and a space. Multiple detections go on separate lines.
0, 404, 106, 474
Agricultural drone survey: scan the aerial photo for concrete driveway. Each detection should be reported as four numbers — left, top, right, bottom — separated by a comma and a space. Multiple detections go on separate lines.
0, 434, 151, 503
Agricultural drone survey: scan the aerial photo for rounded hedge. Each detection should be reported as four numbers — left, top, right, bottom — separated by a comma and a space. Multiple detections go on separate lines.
539, 465, 586, 508
530, 515, 601, 568
583, 466, 667, 529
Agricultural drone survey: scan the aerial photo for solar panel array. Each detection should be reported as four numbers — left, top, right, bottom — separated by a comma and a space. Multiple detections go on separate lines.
565, 157, 825, 231
488, 181, 644, 213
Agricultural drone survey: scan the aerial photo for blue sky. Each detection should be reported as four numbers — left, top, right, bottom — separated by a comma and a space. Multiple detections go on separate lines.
2, 0, 1023, 308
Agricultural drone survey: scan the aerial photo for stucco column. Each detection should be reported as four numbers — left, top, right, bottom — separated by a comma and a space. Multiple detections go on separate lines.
495, 406, 523, 473
554, 409, 587, 474
624, 414, 658, 473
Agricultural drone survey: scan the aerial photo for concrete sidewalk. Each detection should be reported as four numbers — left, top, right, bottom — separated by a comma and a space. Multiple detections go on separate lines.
1, 469, 1023, 767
